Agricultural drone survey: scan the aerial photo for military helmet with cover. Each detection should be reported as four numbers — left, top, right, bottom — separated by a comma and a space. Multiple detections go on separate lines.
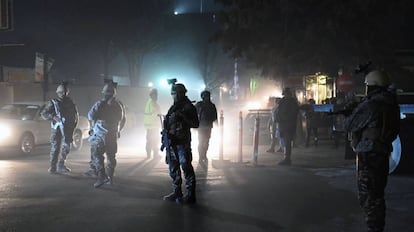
364, 70, 391, 87
171, 83, 187, 95
102, 81, 117, 96
282, 87, 292, 96
56, 81, 69, 94
200, 90, 210, 99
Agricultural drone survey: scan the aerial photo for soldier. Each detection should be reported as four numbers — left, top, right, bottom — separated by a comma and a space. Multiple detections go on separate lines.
162, 83, 199, 204
144, 88, 161, 159
195, 90, 217, 163
344, 70, 400, 232
276, 87, 299, 165
41, 81, 79, 173
88, 81, 126, 188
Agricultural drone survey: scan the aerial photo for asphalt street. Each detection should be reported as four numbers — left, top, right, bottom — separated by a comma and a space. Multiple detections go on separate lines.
0, 136, 413, 232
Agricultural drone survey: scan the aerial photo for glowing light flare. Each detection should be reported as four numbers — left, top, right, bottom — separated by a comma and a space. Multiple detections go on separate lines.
191, 122, 238, 161
0, 123, 11, 141
245, 101, 262, 110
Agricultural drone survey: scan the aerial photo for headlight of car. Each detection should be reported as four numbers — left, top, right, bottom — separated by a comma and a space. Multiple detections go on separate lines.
0, 123, 12, 141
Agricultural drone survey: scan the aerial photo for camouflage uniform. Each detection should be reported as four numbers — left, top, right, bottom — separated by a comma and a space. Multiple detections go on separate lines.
344, 87, 400, 232
88, 85, 126, 187
41, 95, 78, 173
163, 83, 199, 204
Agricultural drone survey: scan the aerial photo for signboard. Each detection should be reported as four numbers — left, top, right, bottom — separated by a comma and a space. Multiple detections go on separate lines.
0, 0, 12, 30
337, 75, 354, 93
34, 52, 54, 82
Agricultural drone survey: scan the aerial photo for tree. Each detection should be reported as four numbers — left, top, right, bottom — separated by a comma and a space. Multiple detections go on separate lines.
213, 0, 414, 78
61, 0, 172, 85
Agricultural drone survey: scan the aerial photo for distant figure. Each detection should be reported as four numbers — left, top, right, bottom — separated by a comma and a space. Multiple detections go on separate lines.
144, 88, 161, 159
87, 81, 126, 188
276, 87, 299, 165
344, 70, 400, 232
331, 95, 346, 149
195, 90, 218, 163
267, 97, 283, 153
41, 82, 79, 174
162, 83, 199, 204
301, 98, 318, 147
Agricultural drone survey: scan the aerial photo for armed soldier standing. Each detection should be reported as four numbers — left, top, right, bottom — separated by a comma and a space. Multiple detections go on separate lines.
162, 83, 199, 204
88, 81, 126, 188
41, 82, 79, 173
195, 90, 217, 164
344, 70, 400, 232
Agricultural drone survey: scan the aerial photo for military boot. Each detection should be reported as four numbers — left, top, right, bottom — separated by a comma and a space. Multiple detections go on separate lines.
163, 189, 183, 203
48, 165, 57, 174
182, 191, 196, 204
105, 167, 114, 186
94, 171, 109, 188
83, 169, 97, 177
278, 157, 291, 166
57, 161, 71, 173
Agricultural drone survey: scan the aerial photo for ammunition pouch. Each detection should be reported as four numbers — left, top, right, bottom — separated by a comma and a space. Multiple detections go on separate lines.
352, 127, 392, 153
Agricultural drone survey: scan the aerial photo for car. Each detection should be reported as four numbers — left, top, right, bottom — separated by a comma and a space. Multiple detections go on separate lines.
0, 102, 90, 155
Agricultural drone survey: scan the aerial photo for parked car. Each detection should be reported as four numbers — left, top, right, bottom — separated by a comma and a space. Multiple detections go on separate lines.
0, 102, 90, 155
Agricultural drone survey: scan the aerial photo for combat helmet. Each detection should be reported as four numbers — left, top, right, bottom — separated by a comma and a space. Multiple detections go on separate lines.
364, 70, 391, 87
56, 81, 69, 96
171, 83, 187, 95
102, 81, 117, 96
200, 90, 210, 99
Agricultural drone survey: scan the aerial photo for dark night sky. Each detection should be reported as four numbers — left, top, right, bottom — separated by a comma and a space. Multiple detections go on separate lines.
0, 0, 224, 87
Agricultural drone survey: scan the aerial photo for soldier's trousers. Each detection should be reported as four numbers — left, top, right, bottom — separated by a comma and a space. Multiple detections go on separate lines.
197, 127, 212, 160
90, 133, 118, 179
168, 144, 196, 196
357, 152, 389, 232
50, 128, 71, 167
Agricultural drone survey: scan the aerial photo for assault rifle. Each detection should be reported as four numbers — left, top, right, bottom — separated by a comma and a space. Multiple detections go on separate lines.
159, 114, 172, 164
51, 99, 65, 135
327, 100, 359, 116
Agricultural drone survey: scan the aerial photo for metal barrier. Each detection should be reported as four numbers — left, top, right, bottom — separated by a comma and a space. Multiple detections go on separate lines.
219, 110, 224, 161
238, 111, 243, 163
252, 111, 260, 166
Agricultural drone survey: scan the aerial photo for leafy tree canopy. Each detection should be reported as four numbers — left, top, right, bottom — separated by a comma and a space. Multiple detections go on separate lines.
213, 0, 414, 77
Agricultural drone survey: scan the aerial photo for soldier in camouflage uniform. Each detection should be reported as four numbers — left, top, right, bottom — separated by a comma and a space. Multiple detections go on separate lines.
41, 82, 79, 174
162, 83, 199, 204
88, 81, 126, 188
344, 70, 400, 232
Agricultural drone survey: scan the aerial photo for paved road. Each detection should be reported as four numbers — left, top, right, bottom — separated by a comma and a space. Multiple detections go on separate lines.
0, 138, 413, 232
